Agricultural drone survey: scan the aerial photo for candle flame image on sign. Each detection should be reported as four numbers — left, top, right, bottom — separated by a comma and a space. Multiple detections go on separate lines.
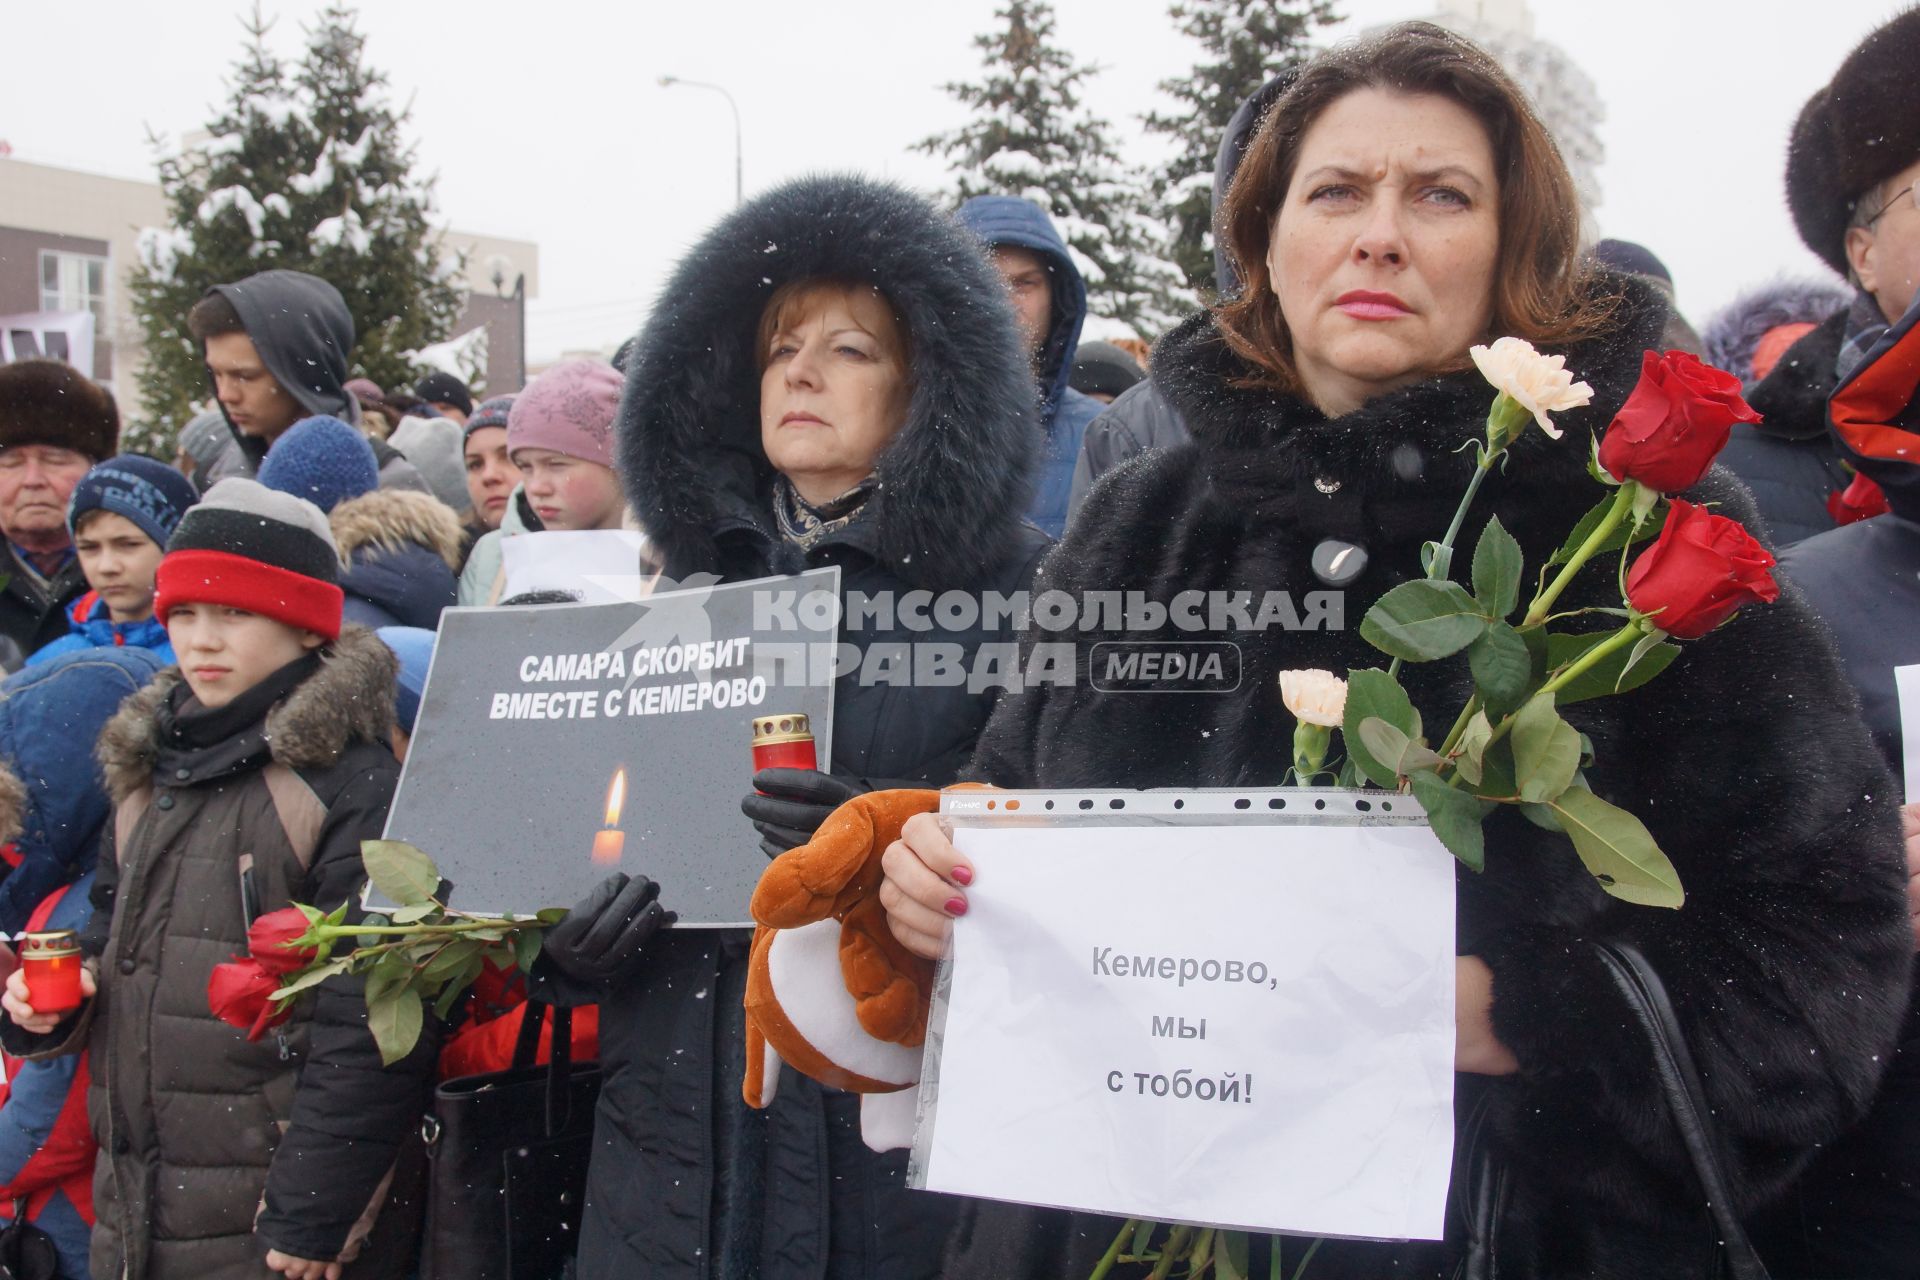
592, 767, 628, 865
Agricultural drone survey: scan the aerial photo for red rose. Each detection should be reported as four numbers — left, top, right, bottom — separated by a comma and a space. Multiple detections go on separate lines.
1827, 472, 1891, 526
1626, 500, 1780, 639
246, 906, 318, 975
207, 958, 292, 1041
1598, 350, 1761, 493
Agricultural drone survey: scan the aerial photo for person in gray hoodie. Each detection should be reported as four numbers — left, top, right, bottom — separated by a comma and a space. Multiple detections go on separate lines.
187, 269, 430, 495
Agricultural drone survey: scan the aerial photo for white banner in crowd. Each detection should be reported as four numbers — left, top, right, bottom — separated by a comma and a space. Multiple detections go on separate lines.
1897, 664, 1920, 802
910, 791, 1457, 1241
500, 529, 658, 604
0, 310, 95, 376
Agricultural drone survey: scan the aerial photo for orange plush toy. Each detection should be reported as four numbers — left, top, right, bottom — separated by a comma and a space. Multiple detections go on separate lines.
743, 787, 953, 1152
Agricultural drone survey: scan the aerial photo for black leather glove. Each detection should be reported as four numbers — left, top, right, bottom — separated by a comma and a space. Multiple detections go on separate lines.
540, 872, 676, 986
741, 769, 868, 859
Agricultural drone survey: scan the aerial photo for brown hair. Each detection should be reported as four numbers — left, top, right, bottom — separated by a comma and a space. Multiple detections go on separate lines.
1216, 21, 1614, 390
186, 290, 247, 345
754, 279, 913, 373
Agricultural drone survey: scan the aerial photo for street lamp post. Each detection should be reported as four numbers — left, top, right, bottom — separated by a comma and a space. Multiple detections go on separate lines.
658, 75, 742, 206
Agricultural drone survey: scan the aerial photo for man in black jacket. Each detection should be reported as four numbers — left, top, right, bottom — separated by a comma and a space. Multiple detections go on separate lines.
1719, 7, 1920, 547
0, 359, 119, 668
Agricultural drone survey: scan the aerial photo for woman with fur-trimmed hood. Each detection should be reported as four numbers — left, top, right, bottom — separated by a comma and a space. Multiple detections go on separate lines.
528, 175, 1050, 1279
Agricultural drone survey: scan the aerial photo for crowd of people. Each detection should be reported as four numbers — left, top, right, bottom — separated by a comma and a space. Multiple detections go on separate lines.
0, 9, 1914, 1280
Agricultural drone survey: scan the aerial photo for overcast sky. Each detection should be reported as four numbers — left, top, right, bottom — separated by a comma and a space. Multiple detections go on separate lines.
4, 0, 1906, 364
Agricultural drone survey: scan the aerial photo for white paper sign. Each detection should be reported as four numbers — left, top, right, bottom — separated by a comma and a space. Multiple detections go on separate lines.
499, 529, 657, 603
912, 813, 1457, 1241
1897, 664, 1920, 802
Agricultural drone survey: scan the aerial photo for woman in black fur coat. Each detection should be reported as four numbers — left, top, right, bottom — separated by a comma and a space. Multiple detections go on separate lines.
537, 176, 1050, 1279
880, 24, 1913, 1279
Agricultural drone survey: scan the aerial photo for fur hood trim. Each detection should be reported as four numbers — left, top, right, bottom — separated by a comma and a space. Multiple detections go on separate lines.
98, 625, 396, 802
0, 762, 25, 848
330, 488, 466, 572
617, 174, 1040, 592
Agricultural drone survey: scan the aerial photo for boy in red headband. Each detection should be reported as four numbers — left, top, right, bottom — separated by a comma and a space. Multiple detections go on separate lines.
1, 478, 430, 1280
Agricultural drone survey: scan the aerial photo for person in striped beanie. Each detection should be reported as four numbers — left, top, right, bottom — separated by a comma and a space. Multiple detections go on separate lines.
0, 475, 432, 1279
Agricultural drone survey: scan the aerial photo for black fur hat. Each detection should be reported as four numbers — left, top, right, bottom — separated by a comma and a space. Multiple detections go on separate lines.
1787, 5, 1920, 276
617, 174, 1038, 592
0, 359, 119, 461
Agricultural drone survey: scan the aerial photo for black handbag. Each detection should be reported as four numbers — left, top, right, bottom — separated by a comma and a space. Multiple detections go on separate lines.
1460, 940, 1770, 1280
420, 1003, 601, 1280
0, 1199, 59, 1280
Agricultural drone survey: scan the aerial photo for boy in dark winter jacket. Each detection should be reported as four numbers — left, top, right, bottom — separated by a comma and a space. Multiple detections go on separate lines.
0, 478, 432, 1280
29, 457, 197, 668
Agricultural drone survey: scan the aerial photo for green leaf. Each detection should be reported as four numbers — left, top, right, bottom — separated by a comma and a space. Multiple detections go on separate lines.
1547, 494, 1669, 568
1356, 717, 1443, 780
1360, 579, 1488, 662
385, 902, 438, 925
1519, 802, 1564, 833
1419, 540, 1449, 579
1471, 516, 1523, 620
1130, 1219, 1157, 1257
1342, 669, 1423, 789
1467, 621, 1532, 714
1547, 787, 1685, 908
1546, 632, 1681, 705
368, 986, 425, 1066
267, 956, 354, 1004
1454, 711, 1494, 787
361, 840, 440, 907
434, 975, 470, 1021
1409, 770, 1491, 871
1217, 1232, 1250, 1280
421, 938, 483, 984
535, 907, 571, 925
512, 928, 544, 974
1511, 694, 1583, 804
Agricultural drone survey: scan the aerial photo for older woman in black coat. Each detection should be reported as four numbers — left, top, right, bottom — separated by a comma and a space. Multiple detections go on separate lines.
538, 176, 1049, 1280
882, 24, 1912, 1279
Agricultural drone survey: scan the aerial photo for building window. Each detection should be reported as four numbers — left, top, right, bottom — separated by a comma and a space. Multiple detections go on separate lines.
39, 251, 107, 322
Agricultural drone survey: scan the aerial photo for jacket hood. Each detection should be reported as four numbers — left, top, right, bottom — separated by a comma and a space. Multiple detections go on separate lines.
330, 488, 466, 572
0, 647, 165, 894
1828, 297, 1920, 522
1701, 278, 1851, 387
619, 174, 1039, 592
340, 545, 457, 631
1211, 70, 1302, 297
97, 625, 395, 803
957, 194, 1088, 418
206, 270, 357, 465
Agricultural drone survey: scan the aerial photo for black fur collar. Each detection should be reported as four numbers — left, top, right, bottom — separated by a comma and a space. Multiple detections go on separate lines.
617, 175, 1040, 593
1745, 308, 1847, 442
1150, 272, 1669, 529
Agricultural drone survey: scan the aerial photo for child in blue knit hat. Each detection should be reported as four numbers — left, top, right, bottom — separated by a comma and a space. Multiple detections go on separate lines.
28, 455, 198, 667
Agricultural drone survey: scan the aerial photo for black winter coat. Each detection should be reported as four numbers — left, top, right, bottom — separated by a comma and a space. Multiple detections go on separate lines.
578, 174, 1052, 1280
943, 278, 1913, 1279
0, 546, 86, 670
1718, 309, 1852, 547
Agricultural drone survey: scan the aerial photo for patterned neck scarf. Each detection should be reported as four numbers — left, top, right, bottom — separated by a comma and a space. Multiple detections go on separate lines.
1835, 288, 1891, 385
772, 474, 876, 550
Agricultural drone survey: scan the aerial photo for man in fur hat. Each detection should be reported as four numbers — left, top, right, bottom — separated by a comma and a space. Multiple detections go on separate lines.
1719, 6, 1920, 547
0, 359, 119, 667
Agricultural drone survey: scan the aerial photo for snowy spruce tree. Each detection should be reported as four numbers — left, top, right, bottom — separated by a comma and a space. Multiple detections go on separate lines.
919, 0, 1186, 338
1144, 0, 1339, 300
126, 4, 460, 449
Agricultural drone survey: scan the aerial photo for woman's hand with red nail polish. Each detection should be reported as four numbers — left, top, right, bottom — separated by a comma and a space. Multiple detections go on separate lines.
880, 811, 974, 959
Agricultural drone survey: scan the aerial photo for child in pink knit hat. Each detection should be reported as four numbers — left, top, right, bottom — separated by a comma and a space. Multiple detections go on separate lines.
507, 359, 626, 531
